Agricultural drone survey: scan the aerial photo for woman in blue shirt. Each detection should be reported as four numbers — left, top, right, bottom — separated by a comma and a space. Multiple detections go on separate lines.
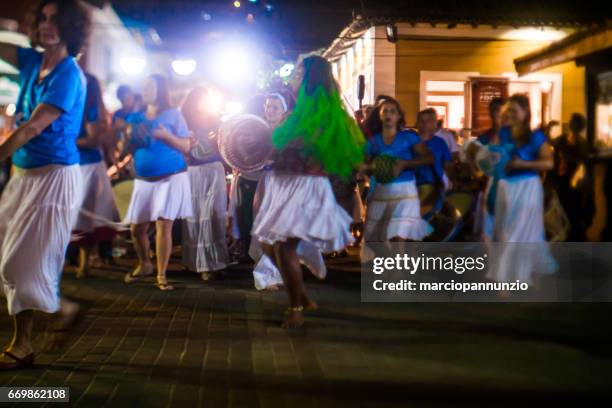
363, 97, 434, 243
73, 73, 119, 278
415, 108, 452, 189
486, 94, 557, 286
0, 0, 89, 369
123, 74, 193, 291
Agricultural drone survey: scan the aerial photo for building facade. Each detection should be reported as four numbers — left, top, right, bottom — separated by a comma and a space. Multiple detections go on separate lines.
325, 20, 587, 136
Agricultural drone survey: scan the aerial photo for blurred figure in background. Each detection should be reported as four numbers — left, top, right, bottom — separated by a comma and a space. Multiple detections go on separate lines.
181, 86, 229, 280
111, 85, 135, 147
435, 119, 459, 160
73, 73, 119, 278
415, 108, 452, 191
478, 97, 506, 146
228, 94, 267, 262
550, 113, 591, 241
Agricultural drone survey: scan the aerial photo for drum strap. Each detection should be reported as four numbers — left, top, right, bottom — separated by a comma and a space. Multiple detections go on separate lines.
371, 194, 418, 202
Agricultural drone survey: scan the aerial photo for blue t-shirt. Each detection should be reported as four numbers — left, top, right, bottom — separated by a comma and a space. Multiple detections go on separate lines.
478, 129, 494, 146
365, 130, 421, 183
78, 88, 103, 165
128, 108, 190, 178
499, 127, 547, 179
112, 108, 130, 125
415, 135, 451, 185
13, 47, 86, 169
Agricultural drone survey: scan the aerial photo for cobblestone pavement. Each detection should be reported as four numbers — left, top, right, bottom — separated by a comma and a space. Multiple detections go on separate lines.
0, 255, 611, 407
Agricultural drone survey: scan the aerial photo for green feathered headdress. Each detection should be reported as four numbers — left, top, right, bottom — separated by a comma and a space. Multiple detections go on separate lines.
271, 56, 365, 179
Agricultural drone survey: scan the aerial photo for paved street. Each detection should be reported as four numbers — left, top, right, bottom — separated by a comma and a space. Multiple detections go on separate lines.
0, 254, 611, 407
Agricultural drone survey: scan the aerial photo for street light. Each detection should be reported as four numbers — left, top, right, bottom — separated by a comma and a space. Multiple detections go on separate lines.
211, 43, 254, 85
172, 59, 197, 76
225, 101, 244, 115
279, 63, 294, 78
119, 56, 146, 75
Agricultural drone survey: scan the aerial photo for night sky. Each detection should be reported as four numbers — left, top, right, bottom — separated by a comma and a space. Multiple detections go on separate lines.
111, 0, 357, 58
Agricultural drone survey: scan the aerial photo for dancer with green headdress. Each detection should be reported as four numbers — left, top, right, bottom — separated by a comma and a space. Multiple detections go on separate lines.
251, 55, 364, 328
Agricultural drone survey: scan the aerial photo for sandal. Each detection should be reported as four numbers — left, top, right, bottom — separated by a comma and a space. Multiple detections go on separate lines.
124, 269, 154, 283
0, 350, 35, 370
156, 277, 174, 291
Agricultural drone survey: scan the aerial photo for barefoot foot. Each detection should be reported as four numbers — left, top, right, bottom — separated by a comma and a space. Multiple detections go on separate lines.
54, 298, 80, 331
281, 307, 304, 329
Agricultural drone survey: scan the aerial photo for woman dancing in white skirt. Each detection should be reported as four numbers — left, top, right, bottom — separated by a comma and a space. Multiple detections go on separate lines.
362, 96, 433, 244
249, 92, 328, 291
0, 0, 89, 369
73, 73, 119, 278
123, 74, 193, 291
180, 86, 229, 280
487, 94, 557, 285
251, 56, 363, 328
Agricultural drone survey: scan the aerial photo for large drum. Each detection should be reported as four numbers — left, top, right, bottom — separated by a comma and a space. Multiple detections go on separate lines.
218, 114, 273, 173
420, 183, 474, 242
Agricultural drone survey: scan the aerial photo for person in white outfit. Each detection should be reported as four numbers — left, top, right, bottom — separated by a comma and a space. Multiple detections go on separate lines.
73, 73, 120, 278
250, 92, 329, 291
0, 0, 89, 369
122, 74, 194, 291
486, 94, 557, 286
251, 56, 363, 328
180, 86, 229, 280
362, 97, 434, 244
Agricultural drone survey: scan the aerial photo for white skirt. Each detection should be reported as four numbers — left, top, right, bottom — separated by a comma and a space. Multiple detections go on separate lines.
0, 164, 82, 315
74, 161, 120, 232
124, 171, 193, 224
250, 240, 327, 290
182, 163, 229, 272
364, 180, 432, 242
487, 175, 557, 284
251, 173, 353, 253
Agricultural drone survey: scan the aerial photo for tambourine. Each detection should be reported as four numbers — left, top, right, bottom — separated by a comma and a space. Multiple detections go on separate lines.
217, 114, 273, 172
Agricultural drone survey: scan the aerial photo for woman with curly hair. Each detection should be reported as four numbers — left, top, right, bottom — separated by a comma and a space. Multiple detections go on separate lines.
0, 0, 90, 368
251, 56, 363, 328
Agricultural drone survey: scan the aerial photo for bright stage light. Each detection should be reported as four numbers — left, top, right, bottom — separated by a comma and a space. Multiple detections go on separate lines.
199, 89, 225, 115
119, 57, 146, 75
172, 59, 197, 76
233, 1, 241, 7
279, 63, 294, 78
225, 101, 244, 115
211, 44, 255, 85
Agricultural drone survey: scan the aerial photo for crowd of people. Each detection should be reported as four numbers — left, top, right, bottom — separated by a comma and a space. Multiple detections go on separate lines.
0, 0, 594, 368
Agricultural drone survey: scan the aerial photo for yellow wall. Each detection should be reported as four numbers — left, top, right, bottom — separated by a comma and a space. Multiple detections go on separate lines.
541, 61, 586, 124
393, 39, 586, 125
